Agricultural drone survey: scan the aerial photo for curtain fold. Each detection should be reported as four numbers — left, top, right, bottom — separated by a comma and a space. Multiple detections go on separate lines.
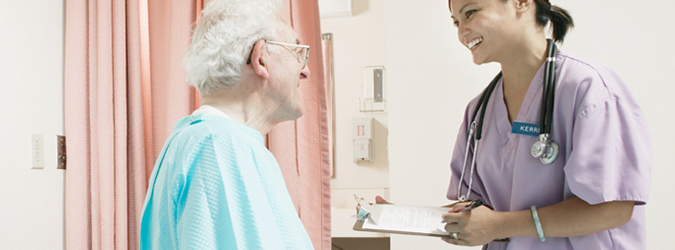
321, 33, 335, 178
268, 0, 332, 249
65, 0, 146, 249
126, 0, 148, 249
64, 0, 93, 248
145, 0, 199, 175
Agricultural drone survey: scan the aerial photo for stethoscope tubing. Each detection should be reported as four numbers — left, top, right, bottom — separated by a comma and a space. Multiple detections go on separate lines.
541, 39, 557, 134
472, 73, 502, 140
458, 121, 478, 202
459, 73, 501, 201
458, 39, 558, 201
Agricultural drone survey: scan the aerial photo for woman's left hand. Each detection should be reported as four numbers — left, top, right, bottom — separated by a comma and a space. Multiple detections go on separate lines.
440, 205, 503, 246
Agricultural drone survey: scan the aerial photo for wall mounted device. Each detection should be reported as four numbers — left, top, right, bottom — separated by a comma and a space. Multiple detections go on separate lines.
353, 118, 373, 163
360, 66, 387, 113
373, 68, 383, 103
318, 0, 353, 18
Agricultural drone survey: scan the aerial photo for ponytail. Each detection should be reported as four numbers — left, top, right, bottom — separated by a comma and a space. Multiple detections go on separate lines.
534, 1, 574, 43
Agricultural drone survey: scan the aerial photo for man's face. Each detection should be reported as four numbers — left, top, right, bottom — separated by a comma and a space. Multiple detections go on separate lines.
265, 24, 311, 121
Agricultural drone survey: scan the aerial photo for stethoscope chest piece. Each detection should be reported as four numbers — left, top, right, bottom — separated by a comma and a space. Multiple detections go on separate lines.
531, 136, 547, 158
531, 134, 559, 164
540, 140, 559, 164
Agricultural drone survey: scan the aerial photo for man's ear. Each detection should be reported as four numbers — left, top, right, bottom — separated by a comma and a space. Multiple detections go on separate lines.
250, 39, 270, 79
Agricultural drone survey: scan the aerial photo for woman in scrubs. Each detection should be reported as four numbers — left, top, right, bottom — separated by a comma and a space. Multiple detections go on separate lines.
441, 0, 651, 249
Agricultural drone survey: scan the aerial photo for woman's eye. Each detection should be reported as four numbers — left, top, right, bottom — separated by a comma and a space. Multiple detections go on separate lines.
453, 20, 460, 27
465, 10, 476, 18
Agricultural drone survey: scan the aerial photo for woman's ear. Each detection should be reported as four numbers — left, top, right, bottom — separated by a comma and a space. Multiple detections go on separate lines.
250, 40, 270, 79
514, 0, 534, 13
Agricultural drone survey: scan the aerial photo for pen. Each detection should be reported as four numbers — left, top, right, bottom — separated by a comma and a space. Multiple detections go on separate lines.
462, 199, 484, 212
441, 199, 485, 223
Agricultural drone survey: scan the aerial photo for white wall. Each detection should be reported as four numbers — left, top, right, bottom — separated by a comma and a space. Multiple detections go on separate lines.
322, 0, 389, 191
0, 1, 65, 250
384, 1, 675, 250
321, 0, 390, 238
385, 0, 488, 248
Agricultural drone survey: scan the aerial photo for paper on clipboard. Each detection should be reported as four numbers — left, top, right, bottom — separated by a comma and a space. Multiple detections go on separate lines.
354, 195, 456, 237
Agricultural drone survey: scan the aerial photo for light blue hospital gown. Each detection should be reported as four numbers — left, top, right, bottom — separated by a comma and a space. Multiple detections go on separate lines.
140, 108, 314, 250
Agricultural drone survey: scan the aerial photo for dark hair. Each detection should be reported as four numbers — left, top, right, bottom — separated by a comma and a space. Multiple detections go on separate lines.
533, 0, 574, 42
448, 0, 575, 42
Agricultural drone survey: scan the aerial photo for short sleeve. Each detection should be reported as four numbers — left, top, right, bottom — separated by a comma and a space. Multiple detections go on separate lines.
564, 99, 651, 206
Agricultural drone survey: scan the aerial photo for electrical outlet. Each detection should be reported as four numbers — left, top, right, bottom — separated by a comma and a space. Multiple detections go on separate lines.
32, 134, 44, 169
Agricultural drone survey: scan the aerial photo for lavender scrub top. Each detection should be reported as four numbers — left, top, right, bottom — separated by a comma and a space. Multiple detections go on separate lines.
447, 50, 651, 250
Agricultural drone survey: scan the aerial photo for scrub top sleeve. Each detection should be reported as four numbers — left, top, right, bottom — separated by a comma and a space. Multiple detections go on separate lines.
563, 100, 651, 206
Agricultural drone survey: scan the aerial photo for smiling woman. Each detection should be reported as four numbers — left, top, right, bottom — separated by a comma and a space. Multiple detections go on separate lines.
451, 0, 574, 42
377, 0, 675, 249
450, 0, 573, 41
440, 0, 651, 249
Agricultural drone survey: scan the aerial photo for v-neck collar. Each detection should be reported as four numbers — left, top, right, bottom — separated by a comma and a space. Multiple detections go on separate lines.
493, 62, 548, 156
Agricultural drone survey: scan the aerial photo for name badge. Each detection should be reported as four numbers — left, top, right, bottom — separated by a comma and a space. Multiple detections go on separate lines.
511, 122, 539, 137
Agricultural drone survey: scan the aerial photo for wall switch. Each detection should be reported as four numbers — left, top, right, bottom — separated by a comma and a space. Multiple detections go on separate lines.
32, 134, 44, 169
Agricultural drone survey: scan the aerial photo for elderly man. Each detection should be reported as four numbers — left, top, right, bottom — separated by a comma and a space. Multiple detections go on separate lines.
139, 0, 313, 249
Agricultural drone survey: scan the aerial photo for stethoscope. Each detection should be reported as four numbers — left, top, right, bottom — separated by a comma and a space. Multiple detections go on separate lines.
457, 39, 559, 202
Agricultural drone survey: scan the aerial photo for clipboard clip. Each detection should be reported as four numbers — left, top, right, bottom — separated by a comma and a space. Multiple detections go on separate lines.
354, 194, 381, 223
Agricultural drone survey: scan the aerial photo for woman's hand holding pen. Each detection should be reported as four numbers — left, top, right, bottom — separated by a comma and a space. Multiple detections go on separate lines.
441, 202, 504, 246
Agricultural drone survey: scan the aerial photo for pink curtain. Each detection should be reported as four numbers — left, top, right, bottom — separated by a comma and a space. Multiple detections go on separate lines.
268, 0, 332, 249
322, 33, 335, 178
64, 0, 199, 249
144, 0, 201, 176
64, 0, 147, 249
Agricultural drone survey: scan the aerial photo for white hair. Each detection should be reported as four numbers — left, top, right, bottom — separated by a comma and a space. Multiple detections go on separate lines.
183, 0, 286, 96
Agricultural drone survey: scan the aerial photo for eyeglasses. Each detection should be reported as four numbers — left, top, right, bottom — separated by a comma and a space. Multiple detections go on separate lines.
246, 40, 310, 69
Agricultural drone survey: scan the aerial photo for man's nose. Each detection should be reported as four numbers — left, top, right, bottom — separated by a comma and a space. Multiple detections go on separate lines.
300, 65, 310, 79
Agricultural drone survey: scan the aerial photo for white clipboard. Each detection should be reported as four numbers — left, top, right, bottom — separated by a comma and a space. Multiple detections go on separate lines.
353, 195, 455, 237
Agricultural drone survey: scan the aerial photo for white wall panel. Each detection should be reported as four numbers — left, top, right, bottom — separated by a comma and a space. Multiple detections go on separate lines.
0, 1, 65, 249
